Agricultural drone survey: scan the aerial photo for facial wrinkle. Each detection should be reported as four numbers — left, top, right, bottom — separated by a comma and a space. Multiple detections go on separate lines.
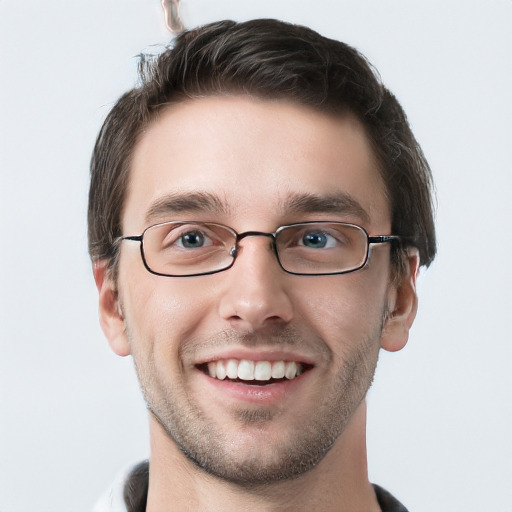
178, 326, 332, 366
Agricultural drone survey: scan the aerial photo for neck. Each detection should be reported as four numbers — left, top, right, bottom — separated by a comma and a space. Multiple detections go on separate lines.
145, 402, 380, 512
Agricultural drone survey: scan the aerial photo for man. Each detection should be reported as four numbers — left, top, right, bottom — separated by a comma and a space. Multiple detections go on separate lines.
90, 19, 436, 512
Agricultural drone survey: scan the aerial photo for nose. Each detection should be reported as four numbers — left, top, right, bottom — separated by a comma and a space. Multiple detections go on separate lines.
218, 235, 294, 332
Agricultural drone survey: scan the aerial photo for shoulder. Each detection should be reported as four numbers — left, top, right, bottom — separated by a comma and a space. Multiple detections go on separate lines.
373, 484, 410, 512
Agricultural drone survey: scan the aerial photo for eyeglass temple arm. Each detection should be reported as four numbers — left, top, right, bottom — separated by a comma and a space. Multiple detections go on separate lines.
368, 235, 401, 244
119, 235, 143, 242
114, 235, 143, 246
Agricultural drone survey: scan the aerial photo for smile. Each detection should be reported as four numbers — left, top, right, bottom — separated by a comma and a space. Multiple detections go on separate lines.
204, 359, 307, 382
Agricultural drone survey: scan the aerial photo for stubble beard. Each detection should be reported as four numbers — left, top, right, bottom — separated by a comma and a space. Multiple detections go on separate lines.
129, 323, 383, 487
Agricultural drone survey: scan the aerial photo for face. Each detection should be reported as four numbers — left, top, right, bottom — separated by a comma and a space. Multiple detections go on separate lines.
98, 96, 416, 484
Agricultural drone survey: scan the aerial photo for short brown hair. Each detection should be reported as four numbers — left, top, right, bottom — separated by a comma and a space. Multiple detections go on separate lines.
88, 19, 436, 278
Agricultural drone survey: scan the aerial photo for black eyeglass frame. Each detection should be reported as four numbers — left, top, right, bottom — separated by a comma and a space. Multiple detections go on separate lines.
117, 221, 401, 277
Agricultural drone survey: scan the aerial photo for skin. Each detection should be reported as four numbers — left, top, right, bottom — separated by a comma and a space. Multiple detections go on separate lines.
94, 96, 419, 511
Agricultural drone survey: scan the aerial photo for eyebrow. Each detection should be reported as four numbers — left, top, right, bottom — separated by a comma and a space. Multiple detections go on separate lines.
144, 190, 370, 224
283, 192, 370, 223
145, 192, 229, 223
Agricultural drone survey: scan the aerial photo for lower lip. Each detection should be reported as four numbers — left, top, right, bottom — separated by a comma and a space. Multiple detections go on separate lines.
197, 369, 310, 405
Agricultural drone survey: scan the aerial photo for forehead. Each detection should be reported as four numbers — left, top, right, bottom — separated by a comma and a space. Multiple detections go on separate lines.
123, 96, 390, 232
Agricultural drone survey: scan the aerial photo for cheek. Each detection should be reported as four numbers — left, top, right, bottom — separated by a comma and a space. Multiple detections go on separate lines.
296, 271, 389, 354
119, 270, 215, 352
119, 264, 231, 362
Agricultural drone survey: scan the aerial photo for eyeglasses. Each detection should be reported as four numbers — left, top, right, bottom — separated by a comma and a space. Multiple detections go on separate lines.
118, 221, 400, 277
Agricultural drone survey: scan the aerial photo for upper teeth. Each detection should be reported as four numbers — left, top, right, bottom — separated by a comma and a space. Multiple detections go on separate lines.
207, 359, 303, 381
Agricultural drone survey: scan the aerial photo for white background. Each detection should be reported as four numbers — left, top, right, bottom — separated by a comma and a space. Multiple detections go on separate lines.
1, 1, 511, 510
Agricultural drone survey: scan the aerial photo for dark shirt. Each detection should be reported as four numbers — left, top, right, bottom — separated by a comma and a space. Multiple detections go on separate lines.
123, 460, 409, 512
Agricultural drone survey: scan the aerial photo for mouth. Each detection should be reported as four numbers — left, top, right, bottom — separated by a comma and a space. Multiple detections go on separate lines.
197, 359, 313, 385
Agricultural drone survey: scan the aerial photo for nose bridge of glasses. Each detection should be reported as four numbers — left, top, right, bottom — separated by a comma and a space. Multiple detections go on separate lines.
236, 231, 276, 242
230, 231, 276, 259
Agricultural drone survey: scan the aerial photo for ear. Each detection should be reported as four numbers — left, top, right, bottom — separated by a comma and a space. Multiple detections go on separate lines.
93, 260, 131, 357
380, 249, 420, 353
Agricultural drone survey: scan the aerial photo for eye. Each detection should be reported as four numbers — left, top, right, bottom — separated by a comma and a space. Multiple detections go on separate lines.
179, 230, 207, 248
174, 229, 214, 249
158, 224, 218, 251
301, 230, 337, 249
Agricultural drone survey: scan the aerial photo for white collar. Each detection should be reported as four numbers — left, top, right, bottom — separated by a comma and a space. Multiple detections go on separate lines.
92, 464, 134, 512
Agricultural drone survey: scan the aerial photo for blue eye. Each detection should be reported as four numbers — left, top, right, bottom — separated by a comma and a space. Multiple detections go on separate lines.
180, 231, 206, 248
303, 232, 327, 248
301, 231, 337, 249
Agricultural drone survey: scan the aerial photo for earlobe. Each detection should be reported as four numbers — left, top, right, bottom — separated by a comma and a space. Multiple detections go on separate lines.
380, 250, 420, 353
93, 261, 131, 357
